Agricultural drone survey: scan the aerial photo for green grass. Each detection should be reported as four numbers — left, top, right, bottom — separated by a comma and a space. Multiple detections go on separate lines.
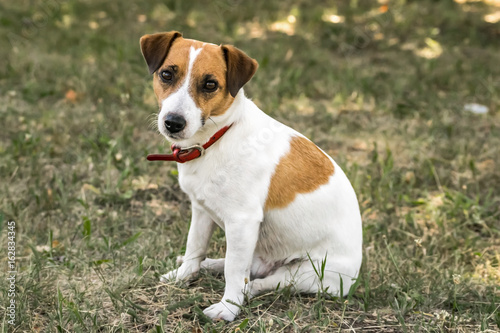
1, 0, 500, 331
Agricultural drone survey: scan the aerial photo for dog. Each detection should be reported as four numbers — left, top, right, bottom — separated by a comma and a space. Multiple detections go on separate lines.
140, 31, 362, 321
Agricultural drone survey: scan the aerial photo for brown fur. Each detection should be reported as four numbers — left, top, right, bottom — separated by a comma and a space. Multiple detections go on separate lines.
222, 45, 258, 98
265, 136, 335, 210
189, 43, 234, 119
140, 31, 181, 74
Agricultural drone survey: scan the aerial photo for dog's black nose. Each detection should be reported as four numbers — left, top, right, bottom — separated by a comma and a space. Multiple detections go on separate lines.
165, 114, 186, 133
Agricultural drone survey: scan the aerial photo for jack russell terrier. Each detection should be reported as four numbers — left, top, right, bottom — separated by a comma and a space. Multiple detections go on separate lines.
140, 31, 362, 321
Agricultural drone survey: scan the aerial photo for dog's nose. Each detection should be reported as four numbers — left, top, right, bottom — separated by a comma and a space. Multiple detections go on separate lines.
164, 114, 186, 133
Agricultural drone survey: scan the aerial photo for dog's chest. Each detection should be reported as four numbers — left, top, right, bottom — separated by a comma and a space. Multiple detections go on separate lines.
176, 150, 274, 230
178, 167, 211, 202
177, 164, 230, 227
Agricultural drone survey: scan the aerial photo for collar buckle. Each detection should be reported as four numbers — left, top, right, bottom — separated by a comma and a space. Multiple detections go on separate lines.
182, 144, 205, 157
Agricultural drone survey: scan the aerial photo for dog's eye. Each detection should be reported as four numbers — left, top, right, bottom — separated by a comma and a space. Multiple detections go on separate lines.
160, 70, 173, 82
204, 80, 218, 92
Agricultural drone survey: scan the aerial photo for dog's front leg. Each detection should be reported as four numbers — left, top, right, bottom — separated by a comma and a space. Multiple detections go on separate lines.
203, 218, 260, 321
160, 204, 215, 283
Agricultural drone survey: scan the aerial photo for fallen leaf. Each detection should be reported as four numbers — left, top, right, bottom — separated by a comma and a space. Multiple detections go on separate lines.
65, 89, 79, 103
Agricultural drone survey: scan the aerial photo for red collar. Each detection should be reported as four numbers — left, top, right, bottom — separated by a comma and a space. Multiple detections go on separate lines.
147, 124, 233, 163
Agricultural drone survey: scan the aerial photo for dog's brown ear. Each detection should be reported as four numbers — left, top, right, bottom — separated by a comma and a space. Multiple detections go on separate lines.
140, 31, 182, 74
221, 45, 258, 98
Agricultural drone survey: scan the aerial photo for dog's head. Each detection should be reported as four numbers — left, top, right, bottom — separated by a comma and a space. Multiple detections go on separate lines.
140, 31, 258, 142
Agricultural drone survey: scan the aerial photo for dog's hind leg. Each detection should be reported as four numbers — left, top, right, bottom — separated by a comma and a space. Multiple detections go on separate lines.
200, 258, 225, 273
200, 255, 276, 278
249, 258, 358, 298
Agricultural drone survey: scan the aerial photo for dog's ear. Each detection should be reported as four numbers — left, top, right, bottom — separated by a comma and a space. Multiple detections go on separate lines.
221, 45, 258, 98
140, 31, 182, 74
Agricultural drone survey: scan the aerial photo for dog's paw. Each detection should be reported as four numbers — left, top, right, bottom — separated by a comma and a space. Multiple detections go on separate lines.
203, 301, 240, 321
247, 280, 262, 298
159, 269, 178, 282
160, 263, 198, 283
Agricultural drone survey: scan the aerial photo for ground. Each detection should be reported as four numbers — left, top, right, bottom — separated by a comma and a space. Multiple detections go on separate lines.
0, 0, 499, 332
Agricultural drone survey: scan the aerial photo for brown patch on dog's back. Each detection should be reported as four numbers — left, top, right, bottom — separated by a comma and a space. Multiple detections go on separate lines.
265, 136, 335, 210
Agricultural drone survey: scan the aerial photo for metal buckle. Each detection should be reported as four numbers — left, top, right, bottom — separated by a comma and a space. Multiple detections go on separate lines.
181, 144, 205, 157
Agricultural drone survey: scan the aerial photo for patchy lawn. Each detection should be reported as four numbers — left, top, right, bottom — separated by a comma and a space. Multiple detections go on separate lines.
1, 0, 499, 332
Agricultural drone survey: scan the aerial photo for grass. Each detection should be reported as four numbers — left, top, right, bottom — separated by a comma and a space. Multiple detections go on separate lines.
1, 0, 500, 331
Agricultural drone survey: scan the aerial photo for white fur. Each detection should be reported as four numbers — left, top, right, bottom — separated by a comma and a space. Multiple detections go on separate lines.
157, 47, 363, 321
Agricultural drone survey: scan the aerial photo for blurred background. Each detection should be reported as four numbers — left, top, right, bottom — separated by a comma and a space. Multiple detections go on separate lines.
1, 0, 499, 331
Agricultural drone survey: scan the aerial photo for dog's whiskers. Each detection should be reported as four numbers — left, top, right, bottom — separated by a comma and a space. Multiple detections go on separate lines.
147, 113, 160, 131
